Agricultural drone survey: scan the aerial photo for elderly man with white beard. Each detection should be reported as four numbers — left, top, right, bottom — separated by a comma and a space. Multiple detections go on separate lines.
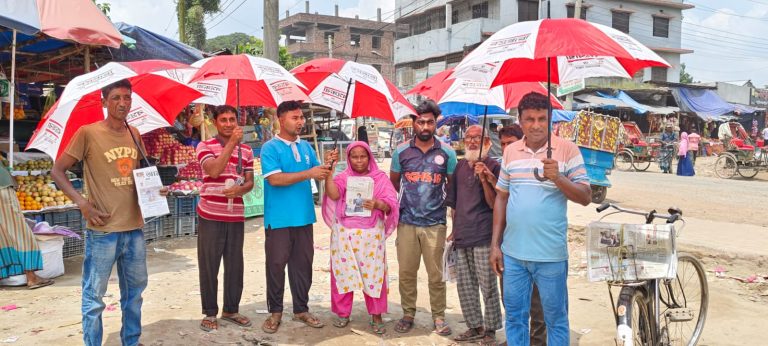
445, 125, 502, 346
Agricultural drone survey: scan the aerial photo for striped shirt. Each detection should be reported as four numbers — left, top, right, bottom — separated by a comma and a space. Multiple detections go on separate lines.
496, 135, 589, 262
196, 138, 254, 223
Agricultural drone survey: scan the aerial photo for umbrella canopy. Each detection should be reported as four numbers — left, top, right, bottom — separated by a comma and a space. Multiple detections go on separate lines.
187, 54, 309, 107
452, 18, 669, 86
0, 0, 122, 48
291, 58, 411, 123
408, 67, 563, 115
27, 61, 203, 160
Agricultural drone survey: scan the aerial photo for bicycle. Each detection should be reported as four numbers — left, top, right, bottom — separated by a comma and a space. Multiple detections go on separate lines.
594, 203, 709, 346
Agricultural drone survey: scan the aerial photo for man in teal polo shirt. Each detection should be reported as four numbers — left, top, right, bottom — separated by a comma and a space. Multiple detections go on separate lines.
260, 101, 337, 334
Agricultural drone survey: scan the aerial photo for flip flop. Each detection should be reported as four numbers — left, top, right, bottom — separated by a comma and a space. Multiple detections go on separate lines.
221, 313, 252, 327
333, 317, 350, 328
292, 313, 325, 328
27, 278, 54, 290
394, 318, 414, 333
200, 316, 218, 332
369, 320, 386, 335
262, 316, 281, 334
433, 320, 452, 336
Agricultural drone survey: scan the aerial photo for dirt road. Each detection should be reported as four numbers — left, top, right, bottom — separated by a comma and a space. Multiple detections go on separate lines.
1, 157, 766, 345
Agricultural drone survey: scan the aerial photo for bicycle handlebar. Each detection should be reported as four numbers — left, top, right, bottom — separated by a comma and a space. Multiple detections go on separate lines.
596, 203, 683, 224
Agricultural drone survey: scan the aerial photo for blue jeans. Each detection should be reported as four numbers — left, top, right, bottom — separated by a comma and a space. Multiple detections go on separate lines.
502, 255, 569, 346
82, 229, 147, 346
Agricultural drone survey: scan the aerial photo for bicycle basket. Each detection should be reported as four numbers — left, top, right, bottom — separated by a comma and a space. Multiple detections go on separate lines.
586, 222, 678, 282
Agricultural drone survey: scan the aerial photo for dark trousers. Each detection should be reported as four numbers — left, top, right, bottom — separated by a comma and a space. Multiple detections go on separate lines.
197, 217, 245, 316
530, 283, 547, 346
265, 224, 314, 314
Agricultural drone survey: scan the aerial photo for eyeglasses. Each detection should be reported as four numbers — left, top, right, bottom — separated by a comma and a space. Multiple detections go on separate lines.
465, 136, 483, 142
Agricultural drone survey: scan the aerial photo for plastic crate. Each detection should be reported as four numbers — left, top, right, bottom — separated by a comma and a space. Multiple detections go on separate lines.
175, 215, 197, 236
44, 209, 83, 232
175, 195, 197, 216
160, 215, 176, 238
142, 219, 160, 243
166, 195, 177, 216
158, 166, 178, 186
63, 230, 85, 258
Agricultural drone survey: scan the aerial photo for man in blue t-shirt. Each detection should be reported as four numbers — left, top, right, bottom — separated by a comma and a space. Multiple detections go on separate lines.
260, 101, 337, 334
390, 100, 457, 336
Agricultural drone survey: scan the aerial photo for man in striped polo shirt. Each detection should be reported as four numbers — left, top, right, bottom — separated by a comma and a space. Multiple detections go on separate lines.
490, 92, 591, 346
195, 105, 255, 332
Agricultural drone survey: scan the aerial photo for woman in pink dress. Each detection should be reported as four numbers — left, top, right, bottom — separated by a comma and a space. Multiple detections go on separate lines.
322, 141, 399, 334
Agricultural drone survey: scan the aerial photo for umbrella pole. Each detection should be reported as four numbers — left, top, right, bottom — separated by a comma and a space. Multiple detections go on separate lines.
331, 78, 353, 165
478, 105, 488, 159
236, 79, 243, 175
124, 120, 152, 168
8, 30, 16, 168
533, 56, 553, 182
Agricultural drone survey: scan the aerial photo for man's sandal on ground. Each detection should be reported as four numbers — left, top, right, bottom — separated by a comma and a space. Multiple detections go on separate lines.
262, 316, 281, 334
292, 313, 324, 328
200, 316, 218, 332
454, 327, 485, 341
221, 313, 252, 327
394, 317, 414, 333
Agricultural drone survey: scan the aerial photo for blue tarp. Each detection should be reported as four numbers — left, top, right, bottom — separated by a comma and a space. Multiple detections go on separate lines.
438, 101, 507, 118
0, 0, 42, 34
0, 30, 74, 63
597, 91, 648, 114
437, 113, 479, 128
731, 103, 761, 115
552, 109, 577, 122
108, 22, 204, 64
671, 87, 735, 121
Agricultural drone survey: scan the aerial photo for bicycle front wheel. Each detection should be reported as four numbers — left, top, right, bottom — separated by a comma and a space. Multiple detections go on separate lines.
617, 286, 653, 346
660, 253, 709, 346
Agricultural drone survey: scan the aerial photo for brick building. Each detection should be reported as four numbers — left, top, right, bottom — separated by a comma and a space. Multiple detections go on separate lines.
279, 4, 408, 82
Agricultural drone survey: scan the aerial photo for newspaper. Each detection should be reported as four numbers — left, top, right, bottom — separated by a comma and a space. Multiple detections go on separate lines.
132, 166, 170, 219
345, 176, 374, 217
586, 222, 677, 282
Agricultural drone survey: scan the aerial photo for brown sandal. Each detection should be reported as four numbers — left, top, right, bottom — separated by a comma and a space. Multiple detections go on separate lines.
200, 316, 218, 332
221, 313, 252, 327
292, 312, 324, 328
262, 316, 281, 334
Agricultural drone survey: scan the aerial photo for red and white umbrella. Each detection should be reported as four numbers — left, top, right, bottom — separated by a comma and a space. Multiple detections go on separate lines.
291, 58, 413, 123
408, 68, 563, 111
28, 61, 204, 160
452, 18, 669, 181
187, 54, 309, 107
452, 18, 670, 86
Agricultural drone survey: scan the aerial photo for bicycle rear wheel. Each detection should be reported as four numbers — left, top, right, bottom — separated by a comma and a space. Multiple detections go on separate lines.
616, 286, 653, 346
660, 253, 709, 346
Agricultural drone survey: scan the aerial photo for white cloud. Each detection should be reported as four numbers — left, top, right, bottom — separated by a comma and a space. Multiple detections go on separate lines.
339, 0, 397, 22
682, 3, 768, 86
108, 0, 177, 36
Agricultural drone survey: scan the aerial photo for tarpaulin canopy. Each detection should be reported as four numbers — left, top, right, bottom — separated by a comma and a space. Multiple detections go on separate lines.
671, 87, 735, 121
575, 91, 678, 115
731, 103, 762, 115
109, 22, 205, 64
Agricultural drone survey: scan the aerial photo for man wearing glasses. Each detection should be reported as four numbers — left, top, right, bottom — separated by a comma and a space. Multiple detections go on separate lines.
390, 100, 457, 336
445, 125, 502, 345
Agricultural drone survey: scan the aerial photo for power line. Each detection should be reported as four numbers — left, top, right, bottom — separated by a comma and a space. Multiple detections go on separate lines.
207, 0, 249, 30
205, 0, 236, 25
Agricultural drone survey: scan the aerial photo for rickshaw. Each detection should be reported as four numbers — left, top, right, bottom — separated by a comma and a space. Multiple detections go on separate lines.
615, 122, 675, 172
556, 111, 621, 204
713, 121, 768, 179
391, 118, 413, 149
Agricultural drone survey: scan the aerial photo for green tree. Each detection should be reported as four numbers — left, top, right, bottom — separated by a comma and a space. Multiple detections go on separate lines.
680, 63, 694, 84
218, 35, 305, 70
92, 0, 111, 18
206, 32, 252, 52
177, 0, 220, 49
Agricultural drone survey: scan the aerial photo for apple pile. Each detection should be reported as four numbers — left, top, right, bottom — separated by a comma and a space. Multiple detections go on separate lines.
141, 129, 197, 166
177, 160, 203, 180
168, 179, 203, 193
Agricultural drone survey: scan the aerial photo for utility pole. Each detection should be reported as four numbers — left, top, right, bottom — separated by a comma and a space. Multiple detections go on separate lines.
263, 0, 279, 62
564, 0, 583, 110
328, 35, 333, 58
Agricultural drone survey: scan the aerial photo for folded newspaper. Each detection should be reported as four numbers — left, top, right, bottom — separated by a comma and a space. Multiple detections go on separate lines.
586, 222, 677, 282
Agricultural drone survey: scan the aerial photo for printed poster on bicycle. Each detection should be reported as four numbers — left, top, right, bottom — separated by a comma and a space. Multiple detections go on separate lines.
586, 222, 677, 282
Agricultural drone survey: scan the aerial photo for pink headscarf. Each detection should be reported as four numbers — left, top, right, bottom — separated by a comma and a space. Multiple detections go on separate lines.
678, 132, 689, 156
321, 141, 399, 237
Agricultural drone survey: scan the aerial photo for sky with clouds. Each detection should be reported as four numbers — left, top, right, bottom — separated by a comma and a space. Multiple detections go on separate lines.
106, 0, 768, 87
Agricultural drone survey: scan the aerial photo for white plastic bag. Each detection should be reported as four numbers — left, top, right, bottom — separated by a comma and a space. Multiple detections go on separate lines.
442, 240, 456, 283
